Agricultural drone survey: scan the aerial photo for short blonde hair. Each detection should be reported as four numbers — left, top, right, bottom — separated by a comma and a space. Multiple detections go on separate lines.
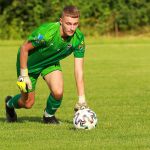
62, 6, 80, 18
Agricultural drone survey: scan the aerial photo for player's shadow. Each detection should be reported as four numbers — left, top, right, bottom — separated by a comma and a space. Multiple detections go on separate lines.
0, 117, 5, 122
0, 116, 42, 123
0, 117, 73, 124
17, 116, 42, 123
0, 117, 75, 128
60, 119, 72, 124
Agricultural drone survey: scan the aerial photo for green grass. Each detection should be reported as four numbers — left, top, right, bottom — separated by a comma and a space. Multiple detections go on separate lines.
0, 38, 150, 150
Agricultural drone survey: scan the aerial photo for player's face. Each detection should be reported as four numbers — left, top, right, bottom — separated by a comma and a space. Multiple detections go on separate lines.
60, 16, 79, 37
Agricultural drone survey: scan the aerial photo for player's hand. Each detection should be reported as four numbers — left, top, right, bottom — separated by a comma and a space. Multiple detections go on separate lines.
74, 101, 88, 112
17, 76, 32, 92
16, 68, 32, 93
74, 95, 88, 112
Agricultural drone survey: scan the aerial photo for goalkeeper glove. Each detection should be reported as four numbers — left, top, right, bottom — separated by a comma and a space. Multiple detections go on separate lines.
16, 68, 32, 93
74, 95, 88, 111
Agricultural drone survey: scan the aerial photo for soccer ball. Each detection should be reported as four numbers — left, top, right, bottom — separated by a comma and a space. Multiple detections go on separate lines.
73, 108, 97, 130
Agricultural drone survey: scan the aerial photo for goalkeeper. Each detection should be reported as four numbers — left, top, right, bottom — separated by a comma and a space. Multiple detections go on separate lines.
5, 5, 88, 123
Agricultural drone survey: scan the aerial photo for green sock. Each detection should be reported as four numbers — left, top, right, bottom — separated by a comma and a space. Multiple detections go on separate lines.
45, 94, 62, 115
7, 94, 21, 109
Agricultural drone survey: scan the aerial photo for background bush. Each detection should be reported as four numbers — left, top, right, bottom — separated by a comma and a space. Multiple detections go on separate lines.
0, 0, 150, 39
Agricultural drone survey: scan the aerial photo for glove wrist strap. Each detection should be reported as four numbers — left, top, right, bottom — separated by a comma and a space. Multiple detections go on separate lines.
78, 95, 86, 103
20, 68, 28, 76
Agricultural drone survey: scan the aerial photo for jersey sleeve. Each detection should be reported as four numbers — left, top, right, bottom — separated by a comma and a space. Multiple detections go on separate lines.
27, 24, 48, 48
73, 36, 85, 58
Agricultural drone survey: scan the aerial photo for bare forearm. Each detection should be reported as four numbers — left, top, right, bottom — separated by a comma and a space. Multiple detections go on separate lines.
20, 46, 28, 69
74, 58, 85, 96
75, 69, 86, 104
17, 42, 34, 91
75, 72, 85, 96
20, 42, 34, 69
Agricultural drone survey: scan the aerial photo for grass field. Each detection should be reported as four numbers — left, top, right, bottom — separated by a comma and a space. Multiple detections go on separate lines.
0, 37, 150, 150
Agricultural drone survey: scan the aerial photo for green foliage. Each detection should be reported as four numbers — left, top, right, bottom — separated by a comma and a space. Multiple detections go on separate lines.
0, 0, 150, 39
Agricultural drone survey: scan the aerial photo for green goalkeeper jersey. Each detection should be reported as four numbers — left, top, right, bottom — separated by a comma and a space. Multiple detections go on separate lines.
17, 22, 85, 74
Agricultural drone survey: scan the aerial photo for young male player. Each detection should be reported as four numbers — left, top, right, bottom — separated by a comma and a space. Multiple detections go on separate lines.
5, 5, 88, 124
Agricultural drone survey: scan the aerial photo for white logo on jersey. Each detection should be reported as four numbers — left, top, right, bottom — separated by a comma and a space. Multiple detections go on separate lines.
67, 44, 72, 50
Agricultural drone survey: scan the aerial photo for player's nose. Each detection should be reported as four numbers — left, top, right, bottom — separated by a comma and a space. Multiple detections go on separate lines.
71, 25, 75, 31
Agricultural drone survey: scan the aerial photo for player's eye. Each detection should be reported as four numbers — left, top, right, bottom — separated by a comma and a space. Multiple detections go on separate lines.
66, 22, 71, 25
74, 23, 78, 26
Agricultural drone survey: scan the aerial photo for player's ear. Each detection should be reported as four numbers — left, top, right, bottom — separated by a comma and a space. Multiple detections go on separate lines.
60, 18, 62, 25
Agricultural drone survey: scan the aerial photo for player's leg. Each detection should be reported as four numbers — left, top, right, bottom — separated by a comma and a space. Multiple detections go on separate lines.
41, 64, 63, 124
43, 70, 63, 124
5, 92, 35, 122
5, 73, 39, 122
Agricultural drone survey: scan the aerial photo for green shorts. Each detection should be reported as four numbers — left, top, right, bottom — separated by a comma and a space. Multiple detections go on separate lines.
17, 63, 62, 93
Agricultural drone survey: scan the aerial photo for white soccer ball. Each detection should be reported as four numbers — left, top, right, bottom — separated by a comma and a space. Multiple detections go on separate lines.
73, 108, 97, 130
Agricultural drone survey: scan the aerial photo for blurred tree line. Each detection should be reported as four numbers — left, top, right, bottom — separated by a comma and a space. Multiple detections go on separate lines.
0, 0, 150, 39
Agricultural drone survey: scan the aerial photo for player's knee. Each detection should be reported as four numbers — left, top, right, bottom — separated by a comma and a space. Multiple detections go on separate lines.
52, 89, 63, 100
